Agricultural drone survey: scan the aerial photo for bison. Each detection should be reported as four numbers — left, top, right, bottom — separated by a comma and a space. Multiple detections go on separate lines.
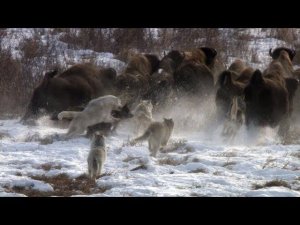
163, 47, 218, 97
268, 47, 295, 78
116, 53, 160, 105
173, 61, 214, 96
269, 47, 300, 130
244, 60, 298, 140
22, 63, 117, 123
215, 59, 254, 123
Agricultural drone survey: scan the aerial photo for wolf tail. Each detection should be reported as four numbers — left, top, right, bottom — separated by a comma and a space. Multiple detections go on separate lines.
58, 111, 81, 120
88, 158, 99, 181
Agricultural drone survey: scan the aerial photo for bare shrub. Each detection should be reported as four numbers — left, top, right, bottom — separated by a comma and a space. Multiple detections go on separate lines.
188, 168, 208, 173
158, 155, 189, 166
0, 48, 24, 116
252, 179, 291, 190
270, 28, 297, 44
4, 173, 108, 197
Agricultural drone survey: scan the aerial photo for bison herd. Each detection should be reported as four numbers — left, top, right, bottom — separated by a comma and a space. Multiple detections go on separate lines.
21, 47, 300, 142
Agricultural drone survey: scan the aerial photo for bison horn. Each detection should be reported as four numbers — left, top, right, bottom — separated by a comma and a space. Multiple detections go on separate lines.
292, 49, 296, 58
285, 48, 296, 61
269, 48, 273, 57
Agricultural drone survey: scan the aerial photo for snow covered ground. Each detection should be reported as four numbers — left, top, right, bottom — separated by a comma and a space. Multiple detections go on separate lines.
0, 112, 299, 197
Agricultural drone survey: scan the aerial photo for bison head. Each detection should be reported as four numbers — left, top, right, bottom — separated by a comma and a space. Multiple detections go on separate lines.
22, 69, 91, 123
165, 50, 185, 68
21, 70, 59, 122
199, 47, 217, 66
144, 54, 160, 74
269, 47, 296, 61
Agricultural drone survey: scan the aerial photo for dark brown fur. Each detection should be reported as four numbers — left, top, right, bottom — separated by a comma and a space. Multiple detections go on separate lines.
166, 48, 217, 96
86, 122, 115, 138
116, 53, 160, 105
215, 60, 254, 122
173, 61, 214, 96
244, 67, 298, 139
22, 64, 118, 122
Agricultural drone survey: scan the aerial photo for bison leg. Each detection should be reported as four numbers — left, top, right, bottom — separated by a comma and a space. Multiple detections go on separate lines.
278, 114, 291, 143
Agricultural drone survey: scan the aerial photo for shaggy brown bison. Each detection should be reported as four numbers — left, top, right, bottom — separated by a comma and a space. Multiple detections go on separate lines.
242, 48, 299, 140
164, 48, 218, 97
268, 47, 296, 78
173, 61, 214, 96
143, 52, 177, 107
244, 68, 298, 139
268, 47, 300, 130
215, 59, 254, 122
269, 47, 296, 61
22, 64, 117, 122
116, 53, 160, 105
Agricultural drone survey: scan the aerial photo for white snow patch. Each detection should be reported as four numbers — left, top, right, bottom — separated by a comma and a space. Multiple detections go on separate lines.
245, 187, 300, 197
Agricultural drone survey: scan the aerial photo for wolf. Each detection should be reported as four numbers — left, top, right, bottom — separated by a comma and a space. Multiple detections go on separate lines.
85, 104, 134, 138
61, 95, 132, 138
132, 100, 153, 135
222, 96, 243, 142
87, 132, 107, 181
132, 118, 174, 157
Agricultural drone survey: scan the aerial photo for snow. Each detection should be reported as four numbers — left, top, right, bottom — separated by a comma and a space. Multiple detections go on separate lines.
245, 187, 300, 197
0, 116, 299, 197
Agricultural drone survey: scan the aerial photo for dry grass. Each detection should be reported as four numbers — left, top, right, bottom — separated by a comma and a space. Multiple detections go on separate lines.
6, 186, 52, 197
15, 172, 22, 176
191, 158, 200, 162
38, 163, 62, 171
39, 134, 61, 145
220, 151, 238, 157
222, 161, 236, 170
5, 173, 109, 197
23, 133, 41, 142
123, 137, 135, 147
252, 179, 291, 190
160, 139, 188, 153
290, 151, 300, 159
188, 168, 208, 173
223, 161, 237, 167
130, 164, 147, 171
262, 157, 277, 169
213, 170, 222, 176
23, 133, 61, 145
122, 156, 143, 163
184, 146, 195, 153
190, 192, 206, 197
0, 131, 10, 139
158, 156, 189, 166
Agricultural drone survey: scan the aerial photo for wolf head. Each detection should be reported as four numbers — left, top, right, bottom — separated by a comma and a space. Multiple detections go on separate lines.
141, 100, 153, 112
163, 118, 174, 129
91, 131, 105, 148
111, 104, 134, 119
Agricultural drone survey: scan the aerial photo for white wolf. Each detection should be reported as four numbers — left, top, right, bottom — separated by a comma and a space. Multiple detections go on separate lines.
133, 100, 153, 135
87, 132, 107, 181
60, 95, 123, 138
132, 118, 174, 157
